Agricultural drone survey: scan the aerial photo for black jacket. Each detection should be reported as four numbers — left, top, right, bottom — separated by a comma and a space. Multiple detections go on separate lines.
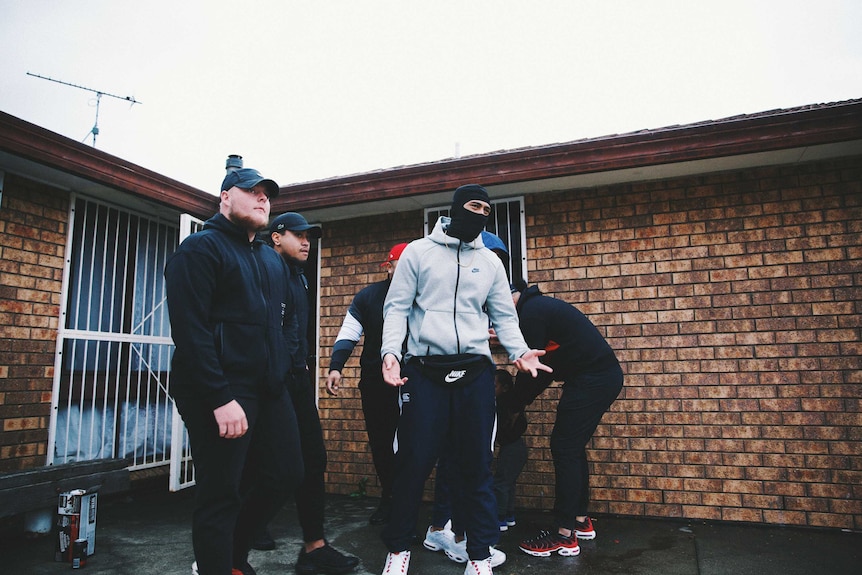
512, 285, 619, 409
284, 259, 313, 384
165, 213, 299, 409
329, 279, 390, 375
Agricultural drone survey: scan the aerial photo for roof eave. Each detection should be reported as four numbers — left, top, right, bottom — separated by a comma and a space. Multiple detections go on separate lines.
0, 111, 217, 218
273, 100, 862, 214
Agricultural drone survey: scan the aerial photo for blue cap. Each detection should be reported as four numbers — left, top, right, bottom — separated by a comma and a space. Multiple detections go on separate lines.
481, 231, 508, 255
221, 168, 279, 198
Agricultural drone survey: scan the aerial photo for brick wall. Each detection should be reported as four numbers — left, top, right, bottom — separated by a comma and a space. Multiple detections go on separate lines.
317, 211, 423, 496
317, 156, 862, 530
0, 174, 68, 471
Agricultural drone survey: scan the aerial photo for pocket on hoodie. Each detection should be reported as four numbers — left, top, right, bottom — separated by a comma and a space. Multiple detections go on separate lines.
415, 308, 486, 353
215, 322, 268, 377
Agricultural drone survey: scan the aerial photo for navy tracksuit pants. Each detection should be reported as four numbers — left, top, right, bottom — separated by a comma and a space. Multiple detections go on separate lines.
382, 361, 498, 560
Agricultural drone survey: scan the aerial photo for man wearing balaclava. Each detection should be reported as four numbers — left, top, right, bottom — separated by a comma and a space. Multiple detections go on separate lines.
445, 184, 492, 242
377, 184, 552, 575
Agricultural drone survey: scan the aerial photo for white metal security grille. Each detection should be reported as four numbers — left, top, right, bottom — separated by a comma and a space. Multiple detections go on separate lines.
48, 196, 179, 472
168, 214, 204, 491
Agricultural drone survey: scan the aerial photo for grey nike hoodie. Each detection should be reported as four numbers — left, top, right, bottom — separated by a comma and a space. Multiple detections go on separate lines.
381, 216, 529, 364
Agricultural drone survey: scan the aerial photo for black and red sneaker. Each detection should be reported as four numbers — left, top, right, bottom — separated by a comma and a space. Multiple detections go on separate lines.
518, 530, 580, 557
573, 517, 596, 540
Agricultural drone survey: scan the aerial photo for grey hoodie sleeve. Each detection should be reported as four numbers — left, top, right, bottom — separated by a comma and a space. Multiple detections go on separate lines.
486, 260, 530, 361
381, 244, 416, 362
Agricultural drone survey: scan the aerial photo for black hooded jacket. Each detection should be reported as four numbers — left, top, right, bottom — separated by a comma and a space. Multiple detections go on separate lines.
164, 213, 299, 410
511, 285, 619, 409
284, 259, 312, 374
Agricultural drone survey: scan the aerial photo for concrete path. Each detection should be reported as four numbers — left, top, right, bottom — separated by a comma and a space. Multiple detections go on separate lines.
3, 487, 859, 574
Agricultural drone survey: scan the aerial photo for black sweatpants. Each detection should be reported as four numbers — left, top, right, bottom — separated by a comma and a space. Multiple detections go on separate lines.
290, 371, 328, 543
176, 390, 304, 575
551, 361, 623, 527
358, 374, 399, 499
493, 437, 527, 520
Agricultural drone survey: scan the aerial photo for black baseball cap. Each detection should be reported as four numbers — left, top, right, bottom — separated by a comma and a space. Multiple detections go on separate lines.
221, 168, 279, 199
270, 212, 322, 238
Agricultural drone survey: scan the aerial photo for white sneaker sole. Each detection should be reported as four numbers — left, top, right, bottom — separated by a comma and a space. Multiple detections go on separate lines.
575, 531, 596, 540
445, 549, 468, 563
447, 547, 505, 566
519, 545, 580, 557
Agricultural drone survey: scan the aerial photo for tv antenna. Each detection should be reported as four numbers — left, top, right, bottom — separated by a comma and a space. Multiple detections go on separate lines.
26, 72, 142, 147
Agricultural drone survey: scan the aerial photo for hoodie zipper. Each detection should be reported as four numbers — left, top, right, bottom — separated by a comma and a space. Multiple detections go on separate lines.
454, 241, 462, 353
249, 241, 271, 370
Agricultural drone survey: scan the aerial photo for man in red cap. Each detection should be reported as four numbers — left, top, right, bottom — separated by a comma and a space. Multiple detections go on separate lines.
325, 242, 408, 525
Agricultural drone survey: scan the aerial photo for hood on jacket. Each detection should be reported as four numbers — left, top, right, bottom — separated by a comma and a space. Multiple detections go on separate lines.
204, 213, 266, 246
431, 216, 486, 250
515, 284, 542, 313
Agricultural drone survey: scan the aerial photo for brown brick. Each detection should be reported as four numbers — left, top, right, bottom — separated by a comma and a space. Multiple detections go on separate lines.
762, 510, 807, 525
722, 508, 765, 522
702, 492, 742, 507
787, 468, 830, 482
682, 505, 721, 520
806, 512, 854, 529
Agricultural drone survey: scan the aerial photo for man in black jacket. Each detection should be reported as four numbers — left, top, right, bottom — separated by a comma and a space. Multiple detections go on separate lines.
269, 212, 359, 575
509, 280, 624, 559
324, 243, 408, 525
165, 168, 304, 575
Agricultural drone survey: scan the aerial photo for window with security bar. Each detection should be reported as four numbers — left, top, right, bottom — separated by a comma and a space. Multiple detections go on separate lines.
424, 196, 526, 283
50, 196, 179, 469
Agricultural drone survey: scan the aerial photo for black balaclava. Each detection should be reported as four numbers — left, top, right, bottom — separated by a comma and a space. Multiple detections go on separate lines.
446, 184, 490, 242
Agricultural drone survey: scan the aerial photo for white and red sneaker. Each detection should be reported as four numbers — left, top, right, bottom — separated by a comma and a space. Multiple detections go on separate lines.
573, 517, 596, 540
519, 529, 580, 557
464, 557, 493, 575
381, 551, 410, 575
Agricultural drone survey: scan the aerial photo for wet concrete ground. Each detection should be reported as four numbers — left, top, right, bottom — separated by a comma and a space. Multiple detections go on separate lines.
3, 486, 859, 575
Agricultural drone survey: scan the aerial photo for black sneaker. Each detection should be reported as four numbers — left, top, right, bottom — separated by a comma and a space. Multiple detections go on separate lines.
573, 517, 596, 540
369, 497, 392, 525
295, 543, 360, 575
519, 529, 580, 557
250, 527, 276, 551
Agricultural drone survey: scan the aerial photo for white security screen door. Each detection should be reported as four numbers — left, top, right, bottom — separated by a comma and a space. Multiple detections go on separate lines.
168, 213, 204, 491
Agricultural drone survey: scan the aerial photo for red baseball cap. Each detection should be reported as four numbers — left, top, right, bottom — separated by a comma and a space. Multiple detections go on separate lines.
380, 243, 408, 266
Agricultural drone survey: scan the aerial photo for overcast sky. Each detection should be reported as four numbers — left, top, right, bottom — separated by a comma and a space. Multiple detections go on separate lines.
1, 1, 861, 193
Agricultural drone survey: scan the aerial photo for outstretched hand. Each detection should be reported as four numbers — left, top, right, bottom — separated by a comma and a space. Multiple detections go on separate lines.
514, 349, 553, 378
382, 353, 408, 387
